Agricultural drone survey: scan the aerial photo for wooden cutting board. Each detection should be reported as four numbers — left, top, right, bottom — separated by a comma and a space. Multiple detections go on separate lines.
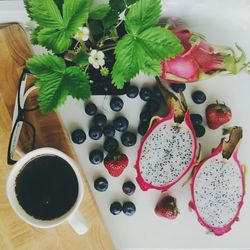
0, 24, 115, 250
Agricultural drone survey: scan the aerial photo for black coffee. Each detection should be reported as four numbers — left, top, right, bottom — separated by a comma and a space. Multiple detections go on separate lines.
15, 155, 79, 220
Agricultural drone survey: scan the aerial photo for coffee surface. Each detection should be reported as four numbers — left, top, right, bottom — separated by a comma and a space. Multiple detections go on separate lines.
15, 155, 79, 220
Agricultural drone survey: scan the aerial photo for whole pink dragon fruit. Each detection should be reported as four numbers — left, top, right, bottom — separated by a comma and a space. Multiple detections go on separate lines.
189, 127, 245, 236
161, 27, 250, 83
135, 79, 197, 191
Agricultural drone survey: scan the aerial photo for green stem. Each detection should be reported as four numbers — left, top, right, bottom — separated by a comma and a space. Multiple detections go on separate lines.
84, 64, 89, 73
102, 46, 116, 52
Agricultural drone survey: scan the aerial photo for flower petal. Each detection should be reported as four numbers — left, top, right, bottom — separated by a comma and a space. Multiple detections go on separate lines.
90, 50, 97, 57
98, 58, 105, 67
97, 51, 105, 59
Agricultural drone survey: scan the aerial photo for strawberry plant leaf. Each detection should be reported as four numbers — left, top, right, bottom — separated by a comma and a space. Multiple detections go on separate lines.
109, 0, 138, 13
112, 28, 183, 88
125, 0, 161, 35
89, 4, 110, 20
102, 9, 119, 29
28, 0, 64, 29
73, 50, 89, 66
25, 0, 92, 53
112, 34, 145, 88
38, 28, 72, 53
63, 0, 92, 35
63, 67, 91, 99
142, 59, 161, 76
26, 54, 91, 113
138, 27, 184, 60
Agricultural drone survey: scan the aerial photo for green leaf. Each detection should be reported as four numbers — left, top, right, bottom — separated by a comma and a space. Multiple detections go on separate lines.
89, 4, 110, 20
125, 0, 161, 35
112, 34, 144, 88
38, 28, 72, 54
29, 0, 64, 29
88, 20, 104, 36
63, 0, 91, 36
138, 27, 184, 60
26, 0, 92, 53
27, 54, 65, 78
102, 9, 119, 29
26, 54, 90, 113
54, 0, 64, 13
141, 59, 161, 76
24, 0, 33, 20
73, 50, 89, 66
30, 26, 41, 45
109, 0, 138, 13
111, 27, 183, 88
63, 67, 91, 99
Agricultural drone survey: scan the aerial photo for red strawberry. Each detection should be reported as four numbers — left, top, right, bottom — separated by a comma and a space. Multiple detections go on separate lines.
104, 153, 128, 177
206, 101, 232, 130
155, 194, 179, 220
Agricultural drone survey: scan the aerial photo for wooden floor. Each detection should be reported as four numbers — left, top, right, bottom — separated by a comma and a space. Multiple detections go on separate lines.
0, 24, 114, 250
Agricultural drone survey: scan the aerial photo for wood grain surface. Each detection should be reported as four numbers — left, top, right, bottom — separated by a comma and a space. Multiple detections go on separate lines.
0, 24, 115, 250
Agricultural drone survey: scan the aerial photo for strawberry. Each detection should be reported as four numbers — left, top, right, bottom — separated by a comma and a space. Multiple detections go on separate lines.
104, 152, 128, 177
154, 194, 179, 220
206, 101, 232, 130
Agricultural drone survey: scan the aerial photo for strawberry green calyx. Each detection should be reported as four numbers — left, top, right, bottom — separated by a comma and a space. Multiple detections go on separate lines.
214, 100, 231, 113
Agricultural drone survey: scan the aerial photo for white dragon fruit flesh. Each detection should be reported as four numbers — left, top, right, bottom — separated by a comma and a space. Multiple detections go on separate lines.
135, 80, 197, 191
189, 127, 245, 236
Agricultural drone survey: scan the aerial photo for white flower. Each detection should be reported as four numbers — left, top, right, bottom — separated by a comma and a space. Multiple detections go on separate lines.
88, 50, 105, 69
74, 27, 89, 41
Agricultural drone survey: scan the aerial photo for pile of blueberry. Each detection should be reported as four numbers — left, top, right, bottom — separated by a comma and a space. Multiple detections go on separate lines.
190, 90, 206, 138
94, 177, 136, 216
137, 85, 164, 136
71, 95, 138, 164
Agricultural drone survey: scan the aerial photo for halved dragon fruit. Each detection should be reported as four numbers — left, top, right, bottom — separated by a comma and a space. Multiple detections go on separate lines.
135, 79, 198, 191
189, 127, 245, 236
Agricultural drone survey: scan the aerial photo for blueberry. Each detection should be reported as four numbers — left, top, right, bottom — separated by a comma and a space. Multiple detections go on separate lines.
103, 124, 115, 138
110, 201, 122, 215
110, 96, 124, 112
140, 110, 151, 123
138, 122, 148, 136
145, 100, 161, 114
71, 129, 86, 144
85, 102, 97, 116
122, 201, 136, 216
126, 85, 139, 98
192, 90, 206, 104
190, 113, 203, 126
139, 88, 152, 101
121, 131, 137, 147
113, 116, 129, 132
89, 126, 103, 140
170, 83, 186, 93
89, 150, 104, 164
93, 114, 107, 128
104, 138, 119, 153
94, 177, 108, 192
194, 125, 206, 138
122, 181, 136, 196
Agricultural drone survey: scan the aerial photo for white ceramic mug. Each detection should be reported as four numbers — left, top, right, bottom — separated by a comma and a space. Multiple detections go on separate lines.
6, 147, 88, 235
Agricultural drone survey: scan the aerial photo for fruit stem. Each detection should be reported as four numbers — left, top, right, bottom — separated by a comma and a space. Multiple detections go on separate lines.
155, 77, 186, 123
222, 126, 243, 159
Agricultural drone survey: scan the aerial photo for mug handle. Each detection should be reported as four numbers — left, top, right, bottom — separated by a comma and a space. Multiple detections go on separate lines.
68, 210, 88, 235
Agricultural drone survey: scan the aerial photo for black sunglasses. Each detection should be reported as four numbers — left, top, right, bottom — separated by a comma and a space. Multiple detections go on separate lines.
7, 68, 38, 165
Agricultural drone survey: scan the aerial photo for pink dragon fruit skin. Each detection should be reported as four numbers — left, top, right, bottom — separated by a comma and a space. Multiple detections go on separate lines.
161, 28, 249, 83
189, 134, 245, 236
135, 107, 198, 191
